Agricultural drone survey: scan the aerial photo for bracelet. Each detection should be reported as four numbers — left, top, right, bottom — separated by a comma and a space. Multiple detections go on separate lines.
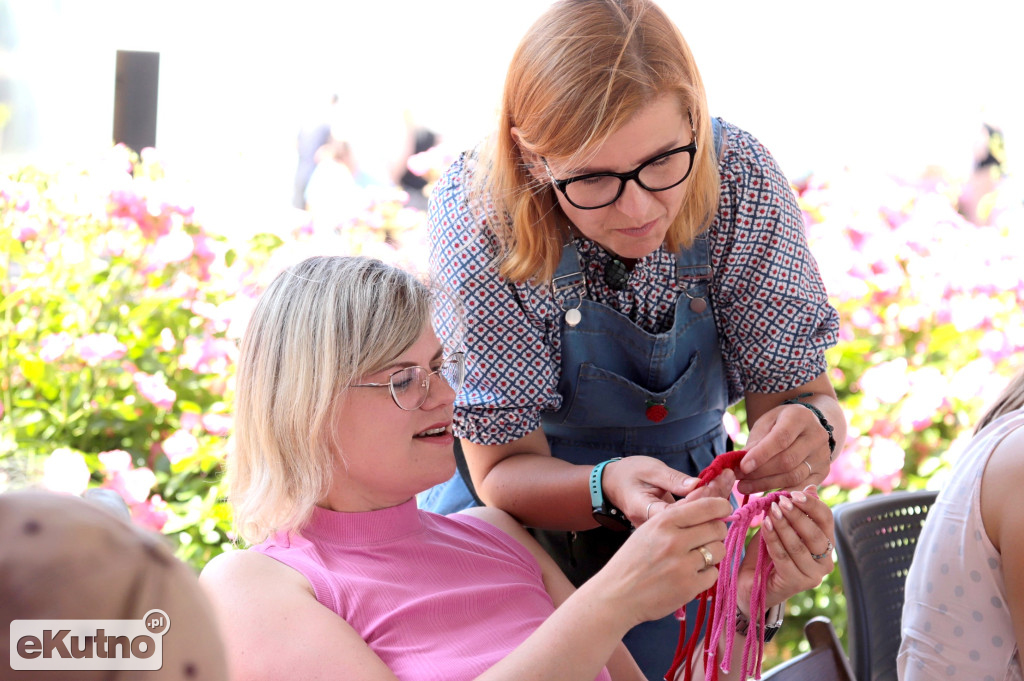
782, 392, 836, 461
734, 602, 785, 643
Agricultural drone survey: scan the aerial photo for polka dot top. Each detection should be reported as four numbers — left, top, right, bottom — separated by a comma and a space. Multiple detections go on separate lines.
898, 408, 1024, 681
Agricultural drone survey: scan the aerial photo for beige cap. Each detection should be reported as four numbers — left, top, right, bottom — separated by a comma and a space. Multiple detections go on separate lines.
1, 489, 228, 680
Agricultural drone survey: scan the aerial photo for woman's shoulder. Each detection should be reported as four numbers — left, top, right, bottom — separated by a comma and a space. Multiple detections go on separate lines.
978, 409, 1024, 552
201, 546, 312, 594
716, 118, 790, 188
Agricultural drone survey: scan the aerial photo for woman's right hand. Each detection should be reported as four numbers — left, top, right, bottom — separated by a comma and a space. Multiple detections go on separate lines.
588, 496, 733, 627
601, 455, 735, 528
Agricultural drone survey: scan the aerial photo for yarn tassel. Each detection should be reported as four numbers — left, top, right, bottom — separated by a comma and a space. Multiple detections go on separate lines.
664, 450, 791, 681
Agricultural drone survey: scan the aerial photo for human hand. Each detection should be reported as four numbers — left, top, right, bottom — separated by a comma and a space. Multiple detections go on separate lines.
736, 485, 834, 612
594, 496, 734, 626
602, 456, 734, 527
735, 402, 833, 495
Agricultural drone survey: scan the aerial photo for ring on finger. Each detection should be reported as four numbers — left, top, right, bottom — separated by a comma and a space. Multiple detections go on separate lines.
803, 460, 813, 477
646, 501, 657, 521
696, 545, 713, 571
811, 538, 833, 560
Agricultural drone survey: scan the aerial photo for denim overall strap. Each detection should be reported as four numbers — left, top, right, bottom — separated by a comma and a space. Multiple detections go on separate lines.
533, 119, 728, 679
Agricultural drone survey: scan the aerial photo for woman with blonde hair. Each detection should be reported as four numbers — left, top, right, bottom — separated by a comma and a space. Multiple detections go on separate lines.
200, 255, 835, 681
899, 367, 1024, 680
419, 0, 846, 674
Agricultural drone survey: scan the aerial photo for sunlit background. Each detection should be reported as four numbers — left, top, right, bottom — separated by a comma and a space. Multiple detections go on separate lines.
3, 0, 1023, 664
2, 0, 1021, 219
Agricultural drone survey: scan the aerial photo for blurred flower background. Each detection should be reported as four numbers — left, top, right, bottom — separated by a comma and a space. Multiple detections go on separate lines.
1, 0, 1022, 666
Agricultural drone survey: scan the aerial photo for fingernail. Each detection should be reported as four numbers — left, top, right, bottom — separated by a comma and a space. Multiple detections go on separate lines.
681, 478, 697, 493
791, 491, 807, 504
764, 517, 774, 532
771, 502, 782, 519
803, 484, 820, 497
780, 496, 794, 511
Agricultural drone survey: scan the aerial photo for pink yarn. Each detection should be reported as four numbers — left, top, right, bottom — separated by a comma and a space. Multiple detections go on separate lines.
664, 449, 791, 681
704, 491, 788, 681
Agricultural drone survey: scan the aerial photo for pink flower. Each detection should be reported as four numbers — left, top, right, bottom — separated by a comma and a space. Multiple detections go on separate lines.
98, 449, 134, 473
121, 467, 157, 503
858, 358, 910, 404
14, 224, 39, 241
75, 333, 128, 365
162, 429, 199, 465
146, 229, 195, 270
821, 443, 872, 490
42, 449, 92, 496
39, 332, 74, 362
722, 412, 742, 443
180, 412, 201, 431
865, 437, 905, 493
133, 371, 177, 410
201, 413, 232, 436
180, 337, 236, 374
131, 495, 170, 532
192, 234, 217, 281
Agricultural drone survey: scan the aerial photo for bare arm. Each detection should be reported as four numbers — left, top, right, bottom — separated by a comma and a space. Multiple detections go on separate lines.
200, 550, 401, 681
737, 372, 847, 495
459, 506, 645, 681
980, 424, 1024, 657
464, 429, 731, 531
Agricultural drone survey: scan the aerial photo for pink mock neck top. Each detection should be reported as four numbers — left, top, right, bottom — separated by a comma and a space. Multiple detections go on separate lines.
253, 499, 612, 681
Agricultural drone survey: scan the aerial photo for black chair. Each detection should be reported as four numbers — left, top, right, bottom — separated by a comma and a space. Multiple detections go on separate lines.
832, 489, 938, 681
760, 616, 856, 681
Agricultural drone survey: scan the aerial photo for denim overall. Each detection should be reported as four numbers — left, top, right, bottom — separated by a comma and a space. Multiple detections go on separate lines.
420, 121, 728, 680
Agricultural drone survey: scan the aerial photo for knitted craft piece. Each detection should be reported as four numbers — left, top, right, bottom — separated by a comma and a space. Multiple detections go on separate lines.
663, 451, 791, 681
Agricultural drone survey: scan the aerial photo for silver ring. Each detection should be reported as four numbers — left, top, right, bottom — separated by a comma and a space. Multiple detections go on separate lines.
646, 501, 657, 521
803, 460, 813, 477
696, 545, 713, 570
811, 538, 833, 560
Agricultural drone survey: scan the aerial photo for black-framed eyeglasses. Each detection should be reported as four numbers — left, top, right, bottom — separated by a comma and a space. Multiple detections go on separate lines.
543, 135, 698, 210
351, 352, 466, 411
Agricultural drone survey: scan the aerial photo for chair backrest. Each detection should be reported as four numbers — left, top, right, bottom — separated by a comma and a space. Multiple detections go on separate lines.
760, 616, 856, 681
832, 489, 938, 681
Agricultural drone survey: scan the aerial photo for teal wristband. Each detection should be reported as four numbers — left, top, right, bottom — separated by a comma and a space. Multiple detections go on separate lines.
588, 458, 622, 509
589, 458, 631, 531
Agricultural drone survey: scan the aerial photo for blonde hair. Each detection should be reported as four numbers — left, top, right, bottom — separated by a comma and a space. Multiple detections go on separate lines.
229, 256, 432, 544
478, 0, 721, 284
975, 367, 1024, 434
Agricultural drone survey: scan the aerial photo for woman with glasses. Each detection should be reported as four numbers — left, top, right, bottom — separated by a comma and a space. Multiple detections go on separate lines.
198, 255, 835, 681
419, 0, 847, 675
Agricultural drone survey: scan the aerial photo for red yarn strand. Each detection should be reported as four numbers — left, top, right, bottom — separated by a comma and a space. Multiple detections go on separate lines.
663, 451, 790, 681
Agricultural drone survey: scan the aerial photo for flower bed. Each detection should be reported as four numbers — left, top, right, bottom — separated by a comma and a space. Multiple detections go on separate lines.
1, 143, 1021, 661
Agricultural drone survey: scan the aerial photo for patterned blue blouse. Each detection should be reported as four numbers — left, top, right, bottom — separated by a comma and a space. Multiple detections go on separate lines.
428, 118, 839, 447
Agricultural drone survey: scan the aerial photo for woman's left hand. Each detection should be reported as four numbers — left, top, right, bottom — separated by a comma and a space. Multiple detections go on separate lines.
736, 485, 834, 610
735, 376, 845, 495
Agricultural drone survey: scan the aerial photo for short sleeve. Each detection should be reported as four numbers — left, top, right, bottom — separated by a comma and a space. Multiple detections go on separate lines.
709, 123, 840, 397
427, 154, 565, 445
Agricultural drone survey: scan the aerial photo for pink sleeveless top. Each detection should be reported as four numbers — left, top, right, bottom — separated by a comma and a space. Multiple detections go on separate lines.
253, 499, 611, 681
898, 409, 1024, 681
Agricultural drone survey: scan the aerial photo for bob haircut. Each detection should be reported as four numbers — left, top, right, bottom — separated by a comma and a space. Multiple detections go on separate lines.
477, 0, 721, 284
229, 256, 433, 544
